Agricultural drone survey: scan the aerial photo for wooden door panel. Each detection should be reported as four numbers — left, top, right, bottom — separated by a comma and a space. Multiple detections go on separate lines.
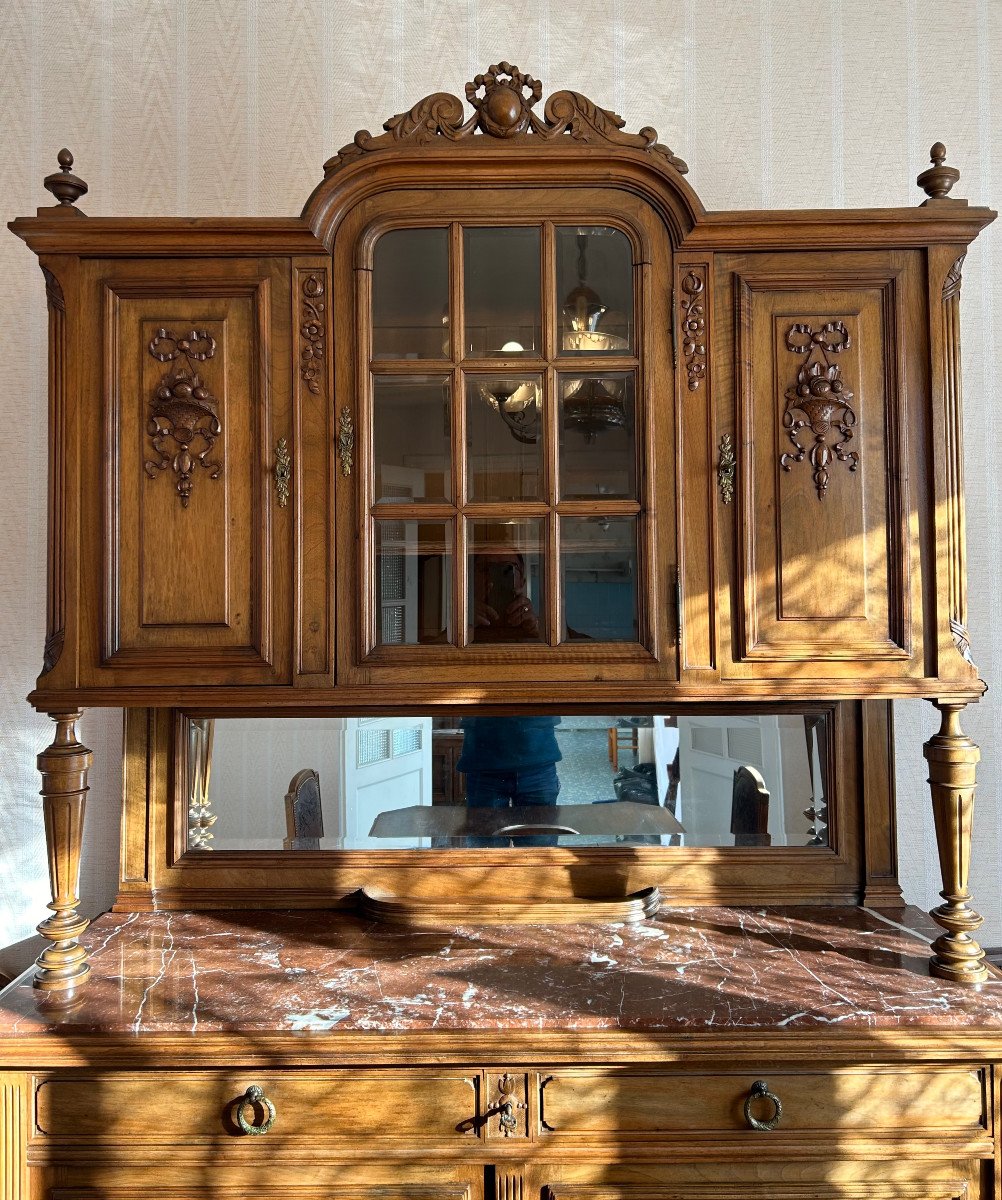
97, 269, 286, 681
728, 258, 914, 671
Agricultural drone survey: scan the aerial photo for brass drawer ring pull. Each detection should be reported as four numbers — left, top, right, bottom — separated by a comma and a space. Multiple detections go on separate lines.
743, 1079, 782, 1131
236, 1085, 276, 1135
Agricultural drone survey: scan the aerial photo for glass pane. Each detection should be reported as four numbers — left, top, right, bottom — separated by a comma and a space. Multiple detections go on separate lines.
464, 227, 541, 357
466, 374, 543, 501
561, 516, 638, 642
193, 711, 831, 851
373, 376, 451, 503
372, 229, 449, 359
468, 519, 546, 644
375, 519, 452, 645
559, 372, 636, 498
557, 226, 633, 353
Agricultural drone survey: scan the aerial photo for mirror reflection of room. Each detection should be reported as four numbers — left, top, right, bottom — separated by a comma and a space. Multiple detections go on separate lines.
191, 712, 830, 853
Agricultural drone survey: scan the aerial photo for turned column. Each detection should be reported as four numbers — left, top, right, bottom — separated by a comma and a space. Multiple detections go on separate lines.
34, 711, 92, 992
923, 700, 989, 984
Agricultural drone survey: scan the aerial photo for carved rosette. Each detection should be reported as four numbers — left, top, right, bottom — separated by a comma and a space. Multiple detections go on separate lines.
679, 269, 706, 390
144, 329, 222, 508
779, 321, 858, 500
300, 273, 326, 394
326, 62, 687, 174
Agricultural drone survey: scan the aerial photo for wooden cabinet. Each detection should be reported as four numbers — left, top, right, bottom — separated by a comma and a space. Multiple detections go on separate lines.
4, 62, 1001, 1200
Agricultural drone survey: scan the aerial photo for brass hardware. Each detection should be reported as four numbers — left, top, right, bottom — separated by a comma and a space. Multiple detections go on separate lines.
743, 1079, 782, 1131
338, 405, 354, 476
717, 433, 736, 504
274, 438, 291, 508
494, 1073, 526, 1137
236, 1084, 276, 1135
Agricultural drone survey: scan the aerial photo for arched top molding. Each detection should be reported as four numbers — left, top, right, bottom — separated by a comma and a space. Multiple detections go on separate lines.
301, 62, 704, 249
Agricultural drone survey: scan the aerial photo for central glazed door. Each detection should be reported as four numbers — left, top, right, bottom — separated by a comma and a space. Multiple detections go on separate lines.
333, 187, 678, 687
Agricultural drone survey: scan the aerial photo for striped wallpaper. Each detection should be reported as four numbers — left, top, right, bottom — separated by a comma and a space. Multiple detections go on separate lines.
1, 0, 999, 975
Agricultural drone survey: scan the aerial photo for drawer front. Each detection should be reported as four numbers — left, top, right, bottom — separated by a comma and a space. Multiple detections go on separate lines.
538, 1068, 988, 1139
34, 1071, 480, 1146
541, 1178, 976, 1200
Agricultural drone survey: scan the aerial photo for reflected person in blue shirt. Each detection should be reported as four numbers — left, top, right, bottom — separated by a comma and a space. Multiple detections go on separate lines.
457, 717, 562, 844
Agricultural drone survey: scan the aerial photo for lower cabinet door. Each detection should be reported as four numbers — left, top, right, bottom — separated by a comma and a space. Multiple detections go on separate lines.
538, 1163, 984, 1200
45, 1171, 485, 1200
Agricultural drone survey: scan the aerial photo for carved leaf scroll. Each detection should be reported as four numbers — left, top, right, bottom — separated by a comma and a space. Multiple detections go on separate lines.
779, 321, 858, 500
326, 62, 687, 175
300, 273, 326, 394
144, 328, 222, 508
679, 268, 707, 390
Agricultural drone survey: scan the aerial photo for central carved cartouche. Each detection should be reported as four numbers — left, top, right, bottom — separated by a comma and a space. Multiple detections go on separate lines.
467, 62, 541, 137
327, 62, 688, 174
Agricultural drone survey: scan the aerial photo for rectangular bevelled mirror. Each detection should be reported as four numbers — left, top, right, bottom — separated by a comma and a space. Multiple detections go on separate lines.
181, 710, 832, 854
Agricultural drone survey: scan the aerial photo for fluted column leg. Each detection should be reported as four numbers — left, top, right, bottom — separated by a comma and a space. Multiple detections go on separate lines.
34, 711, 91, 992
923, 700, 989, 985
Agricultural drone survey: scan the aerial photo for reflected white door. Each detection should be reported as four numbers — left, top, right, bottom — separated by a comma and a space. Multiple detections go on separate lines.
676, 716, 785, 846
341, 717, 433, 848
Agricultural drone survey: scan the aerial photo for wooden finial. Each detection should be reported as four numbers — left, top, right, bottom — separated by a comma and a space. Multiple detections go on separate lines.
917, 141, 961, 204
43, 148, 88, 209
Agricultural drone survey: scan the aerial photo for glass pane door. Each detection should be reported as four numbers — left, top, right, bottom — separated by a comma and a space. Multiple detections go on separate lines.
361, 211, 666, 669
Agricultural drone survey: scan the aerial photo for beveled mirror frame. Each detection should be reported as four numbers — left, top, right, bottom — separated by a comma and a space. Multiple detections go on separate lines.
113, 701, 902, 918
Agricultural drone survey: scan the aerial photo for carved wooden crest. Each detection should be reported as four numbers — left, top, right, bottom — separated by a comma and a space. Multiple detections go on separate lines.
779, 321, 858, 500
144, 328, 223, 508
326, 62, 688, 175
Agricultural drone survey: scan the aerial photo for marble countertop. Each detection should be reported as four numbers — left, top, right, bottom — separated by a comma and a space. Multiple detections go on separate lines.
3, 906, 1002, 1040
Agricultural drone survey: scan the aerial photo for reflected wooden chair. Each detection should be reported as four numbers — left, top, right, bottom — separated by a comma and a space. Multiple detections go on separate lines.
730, 764, 771, 847
607, 724, 639, 771
283, 768, 324, 851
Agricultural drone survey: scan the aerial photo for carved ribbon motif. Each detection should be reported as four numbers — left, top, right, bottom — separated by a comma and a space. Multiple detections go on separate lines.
779, 321, 858, 500
145, 329, 222, 508
327, 62, 688, 174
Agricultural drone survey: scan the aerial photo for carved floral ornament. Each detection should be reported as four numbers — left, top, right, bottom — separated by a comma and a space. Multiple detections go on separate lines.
779, 321, 859, 500
144, 328, 222, 508
326, 62, 688, 174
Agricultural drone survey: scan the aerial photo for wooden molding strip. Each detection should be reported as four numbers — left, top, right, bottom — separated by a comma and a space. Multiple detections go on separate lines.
357, 886, 661, 926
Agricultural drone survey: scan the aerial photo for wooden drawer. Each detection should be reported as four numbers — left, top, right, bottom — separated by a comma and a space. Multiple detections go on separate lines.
537, 1067, 989, 1141
34, 1070, 482, 1146
540, 1176, 978, 1200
